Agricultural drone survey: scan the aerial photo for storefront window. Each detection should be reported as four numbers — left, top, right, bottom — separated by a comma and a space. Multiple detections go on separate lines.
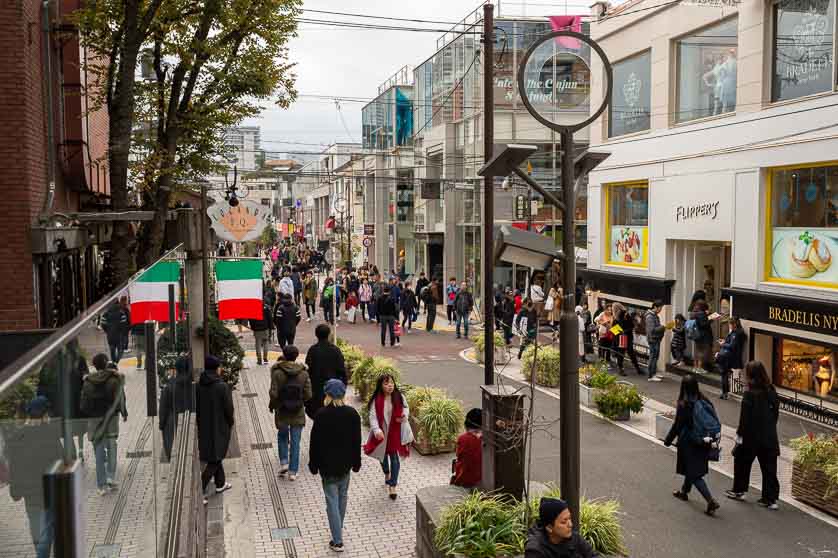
774, 337, 837, 399
676, 18, 738, 123
606, 182, 649, 268
772, 0, 835, 102
609, 51, 651, 137
767, 163, 838, 288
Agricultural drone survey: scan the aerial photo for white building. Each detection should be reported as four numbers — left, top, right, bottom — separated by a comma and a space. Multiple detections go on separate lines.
224, 126, 261, 171
584, 0, 838, 416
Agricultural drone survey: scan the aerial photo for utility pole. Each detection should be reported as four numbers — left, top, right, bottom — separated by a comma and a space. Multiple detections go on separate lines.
482, 3, 494, 385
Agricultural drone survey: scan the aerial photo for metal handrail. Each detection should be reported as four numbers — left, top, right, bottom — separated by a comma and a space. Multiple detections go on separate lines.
0, 243, 185, 397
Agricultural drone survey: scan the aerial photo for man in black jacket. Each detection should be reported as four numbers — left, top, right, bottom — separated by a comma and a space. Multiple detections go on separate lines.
101, 298, 129, 363
196, 356, 234, 502
273, 293, 302, 349
309, 379, 361, 553
304, 324, 347, 419
499, 288, 516, 346
524, 498, 595, 558
250, 295, 274, 365
376, 287, 398, 347
415, 271, 429, 314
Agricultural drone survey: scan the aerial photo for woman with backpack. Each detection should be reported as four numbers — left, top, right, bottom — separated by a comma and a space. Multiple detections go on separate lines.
363, 374, 414, 500
664, 374, 721, 516
269, 345, 312, 481
688, 294, 715, 373
726, 361, 780, 509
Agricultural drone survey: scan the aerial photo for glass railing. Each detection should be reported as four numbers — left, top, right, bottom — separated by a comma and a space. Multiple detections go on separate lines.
0, 245, 194, 558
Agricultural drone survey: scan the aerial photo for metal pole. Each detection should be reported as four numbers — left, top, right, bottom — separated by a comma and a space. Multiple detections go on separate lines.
559, 128, 580, 522
200, 183, 210, 358
482, 3, 494, 385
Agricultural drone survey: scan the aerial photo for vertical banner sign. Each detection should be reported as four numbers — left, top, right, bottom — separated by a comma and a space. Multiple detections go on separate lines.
129, 261, 180, 324
216, 259, 264, 320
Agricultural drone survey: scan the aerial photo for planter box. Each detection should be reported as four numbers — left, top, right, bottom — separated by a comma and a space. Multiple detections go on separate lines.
410, 415, 457, 456
476, 346, 511, 365
792, 462, 838, 518
579, 384, 602, 408
612, 408, 631, 421
655, 414, 675, 441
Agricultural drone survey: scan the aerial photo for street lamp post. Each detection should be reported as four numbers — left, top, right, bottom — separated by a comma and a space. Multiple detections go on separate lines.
479, 28, 613, 523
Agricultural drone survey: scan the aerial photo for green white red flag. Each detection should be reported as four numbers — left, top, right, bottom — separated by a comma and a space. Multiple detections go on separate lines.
129, 261, 180, 325
216, 260, 263, 320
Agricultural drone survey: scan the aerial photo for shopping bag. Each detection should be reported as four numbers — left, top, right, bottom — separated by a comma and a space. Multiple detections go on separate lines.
617, 334, 628, 349
544, 296, 554, 312
394, 322, 402, 337
347, 306, 357, 322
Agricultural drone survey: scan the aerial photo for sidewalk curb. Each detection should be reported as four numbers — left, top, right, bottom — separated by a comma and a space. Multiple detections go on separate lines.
458, 348, 838, 529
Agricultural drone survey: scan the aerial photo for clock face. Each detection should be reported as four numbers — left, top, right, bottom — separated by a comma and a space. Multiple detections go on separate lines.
334, 197, 347, 213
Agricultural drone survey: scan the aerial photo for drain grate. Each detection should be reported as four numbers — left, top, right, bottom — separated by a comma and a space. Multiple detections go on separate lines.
126, 450, 152, 458
91, 544, 121, 557
251, 442, 273, 450
270, 527, 300, 541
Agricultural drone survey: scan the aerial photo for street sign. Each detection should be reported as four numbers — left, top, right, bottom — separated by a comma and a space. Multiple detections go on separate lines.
295, 199, 302, 208
362, 237, 372, 248
363, 224, 375, 236
514, 195, 527, 220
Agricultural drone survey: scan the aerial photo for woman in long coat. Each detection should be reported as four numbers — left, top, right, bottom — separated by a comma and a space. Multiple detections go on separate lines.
664, 374, 720, 516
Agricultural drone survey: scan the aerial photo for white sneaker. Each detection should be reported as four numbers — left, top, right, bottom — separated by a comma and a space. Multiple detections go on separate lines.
288, 473, 297, 481
648, 376, 662, 382
306, 318, 312, 323
278, 464, 289, 477
97, 487, 109, 496
215, 483, 232, 494
395, 341, 401, 347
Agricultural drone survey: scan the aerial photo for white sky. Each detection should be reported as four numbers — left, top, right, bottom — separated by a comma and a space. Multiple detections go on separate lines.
243, 0, 592, 157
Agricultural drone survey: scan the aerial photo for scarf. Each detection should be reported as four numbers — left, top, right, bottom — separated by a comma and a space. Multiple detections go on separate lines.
364, 393, 410, 457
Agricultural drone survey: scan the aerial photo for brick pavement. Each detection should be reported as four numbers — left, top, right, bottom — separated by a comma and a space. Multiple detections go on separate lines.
223, 356, 452, 558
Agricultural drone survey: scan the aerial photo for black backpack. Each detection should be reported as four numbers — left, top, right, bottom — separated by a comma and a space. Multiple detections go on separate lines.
277, 374, 305, 413
82, 378, 113, 418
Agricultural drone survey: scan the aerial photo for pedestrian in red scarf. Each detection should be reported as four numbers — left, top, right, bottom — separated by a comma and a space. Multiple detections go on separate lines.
363, 374, 414, 500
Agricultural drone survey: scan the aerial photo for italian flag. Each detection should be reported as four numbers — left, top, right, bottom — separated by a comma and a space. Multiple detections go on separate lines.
129, 261, 180, 325
216, 260, 263, 320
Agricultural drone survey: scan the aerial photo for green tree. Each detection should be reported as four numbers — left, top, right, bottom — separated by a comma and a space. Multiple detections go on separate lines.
75, 0, 300, 276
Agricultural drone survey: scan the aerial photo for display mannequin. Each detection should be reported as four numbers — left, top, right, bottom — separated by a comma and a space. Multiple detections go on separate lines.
813, 354, 835, 397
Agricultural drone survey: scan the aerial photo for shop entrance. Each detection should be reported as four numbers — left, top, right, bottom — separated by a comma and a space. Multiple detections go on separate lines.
428, 243, 443, 281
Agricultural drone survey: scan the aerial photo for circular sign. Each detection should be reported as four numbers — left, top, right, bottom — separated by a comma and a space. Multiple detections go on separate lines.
334, 197, 347, 214
362, 237, 372, 248
517, 31, 612, 133
207, 199, 271, 242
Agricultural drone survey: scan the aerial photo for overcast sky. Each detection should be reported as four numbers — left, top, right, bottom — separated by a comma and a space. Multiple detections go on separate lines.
244, 0, 591, 158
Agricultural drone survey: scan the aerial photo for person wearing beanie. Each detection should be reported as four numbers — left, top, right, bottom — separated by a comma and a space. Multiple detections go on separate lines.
308, 379, 362, 553
196, 355, 234, 502
451, 408, 482, 488
524, 497, 596, 557
269, 345, 312, 480
160, 356, 194, 461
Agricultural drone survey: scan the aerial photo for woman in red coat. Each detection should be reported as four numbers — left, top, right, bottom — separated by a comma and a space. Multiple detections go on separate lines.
363, 375, 414, 500
451, 408, 482, 488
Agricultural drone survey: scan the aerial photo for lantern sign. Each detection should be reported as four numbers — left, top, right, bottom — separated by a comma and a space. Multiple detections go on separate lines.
208, 200, 271, 242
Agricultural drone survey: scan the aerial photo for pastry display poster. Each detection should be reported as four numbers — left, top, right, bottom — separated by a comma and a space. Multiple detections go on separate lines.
609, 225, 648, 267
770, 228, 838, 287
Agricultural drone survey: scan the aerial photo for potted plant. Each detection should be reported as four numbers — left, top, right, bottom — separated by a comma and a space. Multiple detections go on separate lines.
594, 382, 644, 421
405, 386, 463, 455
336, 340, 366, 384
790, 433, 838, 517
520, 345, 561, 388
579, 361, 614, 408
473, 331, 509, 364
352, 356, 401, 402
433, 486, 628, 557
655, 411, 676, 441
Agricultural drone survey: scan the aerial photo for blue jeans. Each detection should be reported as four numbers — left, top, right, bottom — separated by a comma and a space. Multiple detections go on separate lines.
94, 437, 118, 488
381, 453, 401, 487
24, 499, 54, 558
456, 313, 469, 338
682, 474, 713, 503
647, 342, 661, 378
109, 343, 124, 364
277, 425, 303, 473
322, 474, 350, 545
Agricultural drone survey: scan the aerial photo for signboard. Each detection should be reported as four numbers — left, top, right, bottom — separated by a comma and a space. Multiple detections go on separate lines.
281, 198, 293, 207
363, 237, 372, 248
515, 195, 527, 220
421, 182, 441, 199
363, 224, 375, 236
208, 200, 271, 242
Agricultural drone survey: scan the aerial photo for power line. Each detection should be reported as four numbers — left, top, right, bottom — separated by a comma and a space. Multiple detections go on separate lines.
301, 8, 463, 26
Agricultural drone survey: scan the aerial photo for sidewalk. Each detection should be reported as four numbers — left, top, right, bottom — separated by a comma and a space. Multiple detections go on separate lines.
461, 346, 838, 529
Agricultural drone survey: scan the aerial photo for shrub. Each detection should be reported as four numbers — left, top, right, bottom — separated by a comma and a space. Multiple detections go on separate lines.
352, 356, 401, 402
157, 315, 243, 390
418, 397, 464, 448
791, 433, 838, 497
473, 331, 507, 362
520, 345, 561, 387
580, 361, 615, 390
0, 376, 39, 420
405, 386, 446, 417
338, 343, 366, 384
434, 486, 628, 557
594, 383, 644, 420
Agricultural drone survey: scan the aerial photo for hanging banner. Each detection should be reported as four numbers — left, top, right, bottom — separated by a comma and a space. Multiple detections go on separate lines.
216, 260, 264, 320
208, 200, 271, 242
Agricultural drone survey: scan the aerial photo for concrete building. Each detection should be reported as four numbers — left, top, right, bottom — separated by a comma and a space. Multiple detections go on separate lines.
585, 0, 838, 413
224, 126, 261, 171
0, 0, 110, 331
